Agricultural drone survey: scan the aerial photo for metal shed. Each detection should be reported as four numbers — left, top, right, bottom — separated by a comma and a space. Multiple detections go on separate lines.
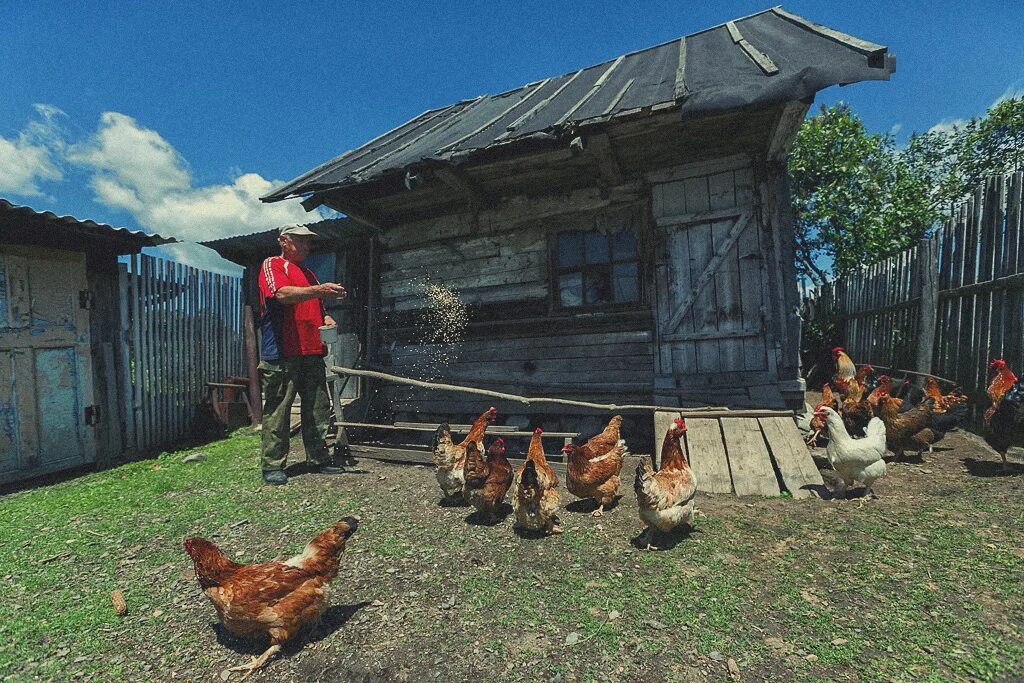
0, 200, 173, 484
255, 7, 895, 432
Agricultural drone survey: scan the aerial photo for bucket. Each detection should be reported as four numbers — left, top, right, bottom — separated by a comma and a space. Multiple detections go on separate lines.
319, 324, 339, 344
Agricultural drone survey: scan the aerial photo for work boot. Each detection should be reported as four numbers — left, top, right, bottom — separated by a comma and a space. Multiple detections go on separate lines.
317, 463, 346, 474
262, 470, 288, 486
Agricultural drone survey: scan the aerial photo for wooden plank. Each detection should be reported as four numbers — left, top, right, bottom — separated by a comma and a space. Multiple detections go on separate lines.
645, 154, 751, 184
758, 416, 823, 499
725, 21, 779, 75
720, 417, 780, 497
691, 221, 721, 374
1005, 172, 1024, 373
683, 417, 733, 494
771, 7, 888, 56
673, 37, 688, 101
665, 212, 752, 332
116, 263, 135, 454
555, 55, 625, 126
497, 69, 585, 139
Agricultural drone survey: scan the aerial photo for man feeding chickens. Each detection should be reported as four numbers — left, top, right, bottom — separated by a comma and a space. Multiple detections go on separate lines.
257, 224, 349, 485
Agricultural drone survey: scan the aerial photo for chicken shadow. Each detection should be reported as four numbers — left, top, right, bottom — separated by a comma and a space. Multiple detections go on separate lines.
437, 495, 470, 508
464, 503, 513, 526
962, 457, 1024, 478
564, 496, 623, 515
629, 525, 698, 551
211, 601, 372, 656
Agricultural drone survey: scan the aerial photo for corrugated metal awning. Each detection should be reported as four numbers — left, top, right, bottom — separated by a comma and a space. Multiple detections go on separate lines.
200, 218, 365, 265
263, 6, 894, 204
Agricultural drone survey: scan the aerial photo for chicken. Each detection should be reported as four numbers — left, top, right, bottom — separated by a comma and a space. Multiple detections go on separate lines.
985, 358, 1018, 422
563, 415, 627, 516
463, 437, 514, 523
877, 395, 965, 459
840, 391, 874, 438
512, 428, 562, 535
431, 407, 497, 501
923, 376, 968, 413
832, 347, 857, 398
634, 417, 697, 550
867, 375, 895, 409
984, 359, 1024, 470
815, 407, 886, 498
806, 384, 839, 445
183, 518, 359, 679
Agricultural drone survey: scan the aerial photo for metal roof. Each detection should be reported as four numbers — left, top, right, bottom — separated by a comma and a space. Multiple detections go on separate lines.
263, 6, 895, 204
200, 218, 365, 265
0, 199, 174, 254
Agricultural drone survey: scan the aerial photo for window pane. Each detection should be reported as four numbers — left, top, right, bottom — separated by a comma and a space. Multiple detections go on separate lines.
584, 267, 613, 305
612, 231, 637, 260
559, 272, 583, 307
557, 233, 583, 268
584, 231, 610, 263
613, 263, 639, 302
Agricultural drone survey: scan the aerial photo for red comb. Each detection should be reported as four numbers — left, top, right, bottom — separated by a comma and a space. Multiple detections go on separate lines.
534, 427, 543, 435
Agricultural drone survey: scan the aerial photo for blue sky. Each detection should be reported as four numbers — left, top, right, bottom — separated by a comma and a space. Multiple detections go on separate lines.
2, 1, 1022, 271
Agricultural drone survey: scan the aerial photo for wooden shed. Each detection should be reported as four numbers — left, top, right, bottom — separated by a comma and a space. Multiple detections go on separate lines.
0, 200, 173, 484
256, 8, 895, 432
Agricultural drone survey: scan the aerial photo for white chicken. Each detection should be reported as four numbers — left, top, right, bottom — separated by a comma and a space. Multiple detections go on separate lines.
816, 406, 887, 499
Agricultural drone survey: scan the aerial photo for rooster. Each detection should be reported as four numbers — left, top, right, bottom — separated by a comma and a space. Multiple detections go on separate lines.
463, 437, 513, 523
512, 428, 562, 535
183, 518, 359, 679
634, 418, 697, 550
563, 415, 627, 516
877, 395, 965, 459
923, 376, 968, 413
984, 359, 1024, 470
815, 407, 886, 499
832, 347, 857, 398
431, 407, 497, 502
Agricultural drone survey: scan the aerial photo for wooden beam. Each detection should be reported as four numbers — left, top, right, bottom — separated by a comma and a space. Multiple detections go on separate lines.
311, 191, 387, 230
586, 133, 624, 186
434, 167, 493, 208
914, 237, 939, 377
555, 55, 625, 126
767, 100, 811, 161
645, 153, 751, 183
726, 21, 779, 76
436, 79, 552, 154
673, 37, 689, 101
771, 7, 887, 57
664, 212, 752, 332
497, 69, 586, 140
662, 327, 762, 343
654, 204, 751, 228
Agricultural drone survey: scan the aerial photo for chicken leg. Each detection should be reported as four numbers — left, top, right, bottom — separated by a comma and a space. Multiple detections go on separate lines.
229, 643, 282, 681
642, 526, 659, 551
591, 504, 605, 517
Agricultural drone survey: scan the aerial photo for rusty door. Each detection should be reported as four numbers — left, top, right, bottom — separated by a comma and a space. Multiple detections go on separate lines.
0, 245, 96, 483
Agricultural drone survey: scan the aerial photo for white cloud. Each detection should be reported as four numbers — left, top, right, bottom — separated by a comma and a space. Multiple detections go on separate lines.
927, 117, 968, 135
889, 122, 902, 137
0, 104, 66, 197
994, 82, 1024, 105
66, 112, 312, 241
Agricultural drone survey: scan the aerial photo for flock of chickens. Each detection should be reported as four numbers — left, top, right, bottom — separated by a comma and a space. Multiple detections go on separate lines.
178, 347, 1024, 678
431, 408, 699, 552
808, 347, 1024, 499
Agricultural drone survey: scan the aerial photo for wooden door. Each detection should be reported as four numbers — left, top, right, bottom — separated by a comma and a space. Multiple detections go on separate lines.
0, 245, 96, 482
652, 160, 779, 406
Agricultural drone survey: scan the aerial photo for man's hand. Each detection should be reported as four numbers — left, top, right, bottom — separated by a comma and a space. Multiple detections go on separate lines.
323, 315, 337, 328
315, 283, 347, 300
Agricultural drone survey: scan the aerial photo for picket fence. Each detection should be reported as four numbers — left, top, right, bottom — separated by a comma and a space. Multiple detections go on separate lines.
806, 170, 1024, 415
117, 254, 244, 452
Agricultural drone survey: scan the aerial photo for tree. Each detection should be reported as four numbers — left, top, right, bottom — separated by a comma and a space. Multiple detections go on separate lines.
788, 104, 939, 285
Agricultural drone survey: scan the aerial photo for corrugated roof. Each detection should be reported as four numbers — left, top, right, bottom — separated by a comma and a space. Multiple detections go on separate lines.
200, 218, 364, 265
263, 6, 894, 204
0, 199, 174, 254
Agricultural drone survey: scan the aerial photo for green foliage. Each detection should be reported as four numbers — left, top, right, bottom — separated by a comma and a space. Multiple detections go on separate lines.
790, 97, 1024, 284
789, 104, 939, 284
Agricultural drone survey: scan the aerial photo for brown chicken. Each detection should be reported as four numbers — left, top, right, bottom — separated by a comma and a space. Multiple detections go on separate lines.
183, 518, 359, 679
877, 395, 964, 458
512, 428, 562, 535
923, 376, 968, 413
807, 384, 839, 445
463, 437, 513, 523
431, 407, 497, 501
867, 375, 896, 409
634, 418, 697, 551
840, 394, 874, 438
563, 415, 627, 516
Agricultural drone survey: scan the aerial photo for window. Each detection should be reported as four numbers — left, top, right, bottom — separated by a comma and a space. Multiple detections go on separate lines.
554, 216, 640, 309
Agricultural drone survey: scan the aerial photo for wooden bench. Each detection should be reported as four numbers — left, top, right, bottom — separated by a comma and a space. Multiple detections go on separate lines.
335, 421, 580, 445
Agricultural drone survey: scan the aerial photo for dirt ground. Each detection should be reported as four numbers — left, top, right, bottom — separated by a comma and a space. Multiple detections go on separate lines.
159, 421, 1023, 683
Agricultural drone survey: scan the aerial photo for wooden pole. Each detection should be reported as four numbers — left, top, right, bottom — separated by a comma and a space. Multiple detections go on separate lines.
243, 305, 262, 425
329, 365, 793, 416
914, 236, 939, 384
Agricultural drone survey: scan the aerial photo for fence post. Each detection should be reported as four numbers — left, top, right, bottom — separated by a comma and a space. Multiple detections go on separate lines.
914, 237, 939, 381
243, 305, 263, 426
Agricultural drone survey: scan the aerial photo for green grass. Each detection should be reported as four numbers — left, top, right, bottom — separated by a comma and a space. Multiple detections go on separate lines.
1, 431, 1023, 682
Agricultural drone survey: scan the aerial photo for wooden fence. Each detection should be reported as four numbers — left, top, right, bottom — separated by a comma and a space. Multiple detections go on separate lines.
806, 170, 1024, 413
117, 254, 244, 452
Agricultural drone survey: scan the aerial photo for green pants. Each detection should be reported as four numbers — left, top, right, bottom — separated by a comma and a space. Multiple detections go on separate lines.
260, 356, 331, 471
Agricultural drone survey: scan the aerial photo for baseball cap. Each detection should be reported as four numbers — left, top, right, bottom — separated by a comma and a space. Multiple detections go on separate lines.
279, 224, 319, 237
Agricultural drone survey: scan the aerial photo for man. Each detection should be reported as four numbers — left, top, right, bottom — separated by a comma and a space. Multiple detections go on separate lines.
257, 224, 347, 485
